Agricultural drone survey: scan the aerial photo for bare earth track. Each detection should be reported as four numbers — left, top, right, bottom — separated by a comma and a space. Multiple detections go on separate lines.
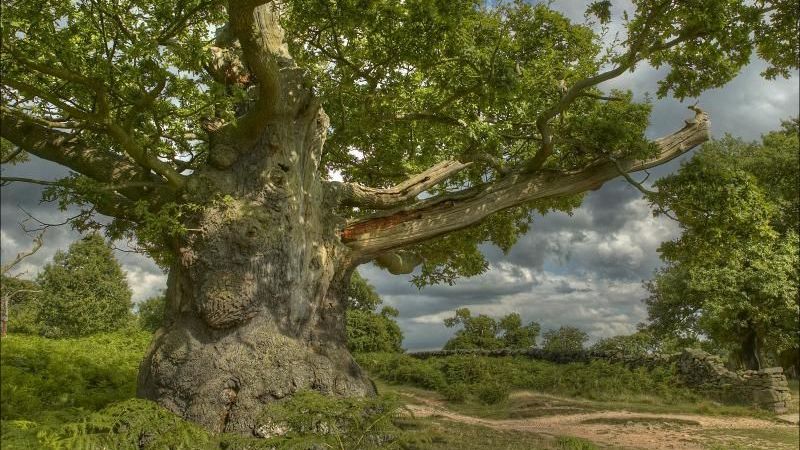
403, 392, 800, 450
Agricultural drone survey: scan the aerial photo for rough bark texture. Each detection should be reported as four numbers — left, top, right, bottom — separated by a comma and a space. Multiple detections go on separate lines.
136, 45, 375, 432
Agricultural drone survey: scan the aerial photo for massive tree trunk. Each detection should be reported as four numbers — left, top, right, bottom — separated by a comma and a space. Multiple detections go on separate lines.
136, 109, 375, 434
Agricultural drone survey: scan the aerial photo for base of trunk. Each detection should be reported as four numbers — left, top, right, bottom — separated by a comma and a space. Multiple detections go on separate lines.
137, 316, 375, 434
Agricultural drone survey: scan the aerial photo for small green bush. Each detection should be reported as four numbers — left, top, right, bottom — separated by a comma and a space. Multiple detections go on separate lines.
441, 383, 469, 402
476, 379, 510, 405
555, 436, 601, 450
257, 390, 405, 449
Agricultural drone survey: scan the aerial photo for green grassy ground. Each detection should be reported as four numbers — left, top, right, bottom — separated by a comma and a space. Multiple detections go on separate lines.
1, 334, 794, 450
0, 333, 602, 449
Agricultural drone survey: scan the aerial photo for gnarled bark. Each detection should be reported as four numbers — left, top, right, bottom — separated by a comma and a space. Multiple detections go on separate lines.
137, 107, 375, 434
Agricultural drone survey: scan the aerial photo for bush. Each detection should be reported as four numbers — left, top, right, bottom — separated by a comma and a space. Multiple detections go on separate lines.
0, 333, 408, 450
257, 390, 405, 448
136, 294, 166, 332
36, 234, 133, 338
0, 276, 41, 335
347, 308, 403, 353
356, 353, 447, 391
358, 352, 699, 406
441, 383, 469, 402
476, 379, 510, 405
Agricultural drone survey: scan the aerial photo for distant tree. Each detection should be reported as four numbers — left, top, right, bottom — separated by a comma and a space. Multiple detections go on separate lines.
345, 271, 382, 312
499, 312, 540, 349
443, 308, 540, 350
541, 326, 588, 353
345, 272, 403, 353
590, 331, 658, 358
36, 234, 132, 338
137, 293, 166, 333
0, 231, 44, 337
646, 122, 800, 370
0, 275, 40, 335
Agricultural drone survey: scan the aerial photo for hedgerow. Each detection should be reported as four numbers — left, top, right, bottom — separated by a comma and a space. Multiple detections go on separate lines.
356, 353, 699, 405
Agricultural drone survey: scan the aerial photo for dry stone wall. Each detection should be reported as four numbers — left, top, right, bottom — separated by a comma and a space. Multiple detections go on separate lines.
676, 348, 792, 413
409, 347, 792, 413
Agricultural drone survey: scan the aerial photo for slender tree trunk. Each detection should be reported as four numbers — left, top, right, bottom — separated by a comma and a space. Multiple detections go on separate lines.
137, 112, 374, 434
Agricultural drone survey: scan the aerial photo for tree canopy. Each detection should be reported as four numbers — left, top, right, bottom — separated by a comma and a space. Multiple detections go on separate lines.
2, 0, 797, 280
645, 121, 799, 369
345, 271, 403, 353
541, 325, 589, 353
36, 234, 133, 337
443, 308, 540, 350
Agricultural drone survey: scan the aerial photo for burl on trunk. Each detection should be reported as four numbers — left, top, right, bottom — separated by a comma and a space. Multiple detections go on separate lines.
137, 111, 374, 433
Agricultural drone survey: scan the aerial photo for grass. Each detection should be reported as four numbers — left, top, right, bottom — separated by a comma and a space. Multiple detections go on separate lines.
2, 334, 795, 449
393, 417, 606, 450
0, 333, 609, 449
699, 427, 800, 450
370, 369, 780, 421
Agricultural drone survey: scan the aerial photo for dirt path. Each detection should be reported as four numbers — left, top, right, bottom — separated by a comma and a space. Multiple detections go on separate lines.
403, 393, 799, 450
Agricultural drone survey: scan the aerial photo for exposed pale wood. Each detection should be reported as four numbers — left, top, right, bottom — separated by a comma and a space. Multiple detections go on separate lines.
333, 160, 472, 209
342, 109, 710, 259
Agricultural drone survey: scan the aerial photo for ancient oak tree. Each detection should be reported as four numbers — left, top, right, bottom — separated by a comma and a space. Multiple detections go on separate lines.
1, 0, 796, 434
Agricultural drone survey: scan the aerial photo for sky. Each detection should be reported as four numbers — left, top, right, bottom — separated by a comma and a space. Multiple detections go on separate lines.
1, 2, 798, 350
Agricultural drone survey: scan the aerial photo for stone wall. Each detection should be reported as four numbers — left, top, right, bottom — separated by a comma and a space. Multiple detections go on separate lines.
409, 347, 793, 413
676, 348, 792, 413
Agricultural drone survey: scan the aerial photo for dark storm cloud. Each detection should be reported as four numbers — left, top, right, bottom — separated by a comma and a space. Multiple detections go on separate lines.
1, 156, 167, 301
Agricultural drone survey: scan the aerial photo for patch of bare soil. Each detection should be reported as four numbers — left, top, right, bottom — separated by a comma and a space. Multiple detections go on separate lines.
402, 393, 798, 450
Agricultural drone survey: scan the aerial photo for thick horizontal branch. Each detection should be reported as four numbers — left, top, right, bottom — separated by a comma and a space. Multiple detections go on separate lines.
332, 160, 472, 209
342, 109, 709, 259
0, 113, 164, 200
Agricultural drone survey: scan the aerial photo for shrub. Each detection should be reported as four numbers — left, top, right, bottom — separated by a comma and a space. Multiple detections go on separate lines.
36, 234, 133, 338
0, 276, 41, 335
476, 378, 510, 405
358, 353, 698, 406
0, 331, 151, 422
136, 294, 166, 332
356, 353, 447, 391
441, 383, 469, 402
347, 307, 403, 353
257, 390, 405, 448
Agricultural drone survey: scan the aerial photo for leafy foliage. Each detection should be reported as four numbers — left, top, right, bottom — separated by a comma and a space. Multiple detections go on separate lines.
357, 352, 698, 405
0, 275, 40, 335
345, 271, 404, 353
443, 308, 540, 350
1, 331, 150, 423
541, 326, 589, 353
3, 1, 796, 285
0, 332, 409, 449
35, 234, 133, 338
135, 293, 165, 333
646, 122, 800, 368
590, 331, 659, 358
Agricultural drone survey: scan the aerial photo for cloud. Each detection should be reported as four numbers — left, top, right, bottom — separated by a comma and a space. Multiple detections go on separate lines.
1, 156, 168, 302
